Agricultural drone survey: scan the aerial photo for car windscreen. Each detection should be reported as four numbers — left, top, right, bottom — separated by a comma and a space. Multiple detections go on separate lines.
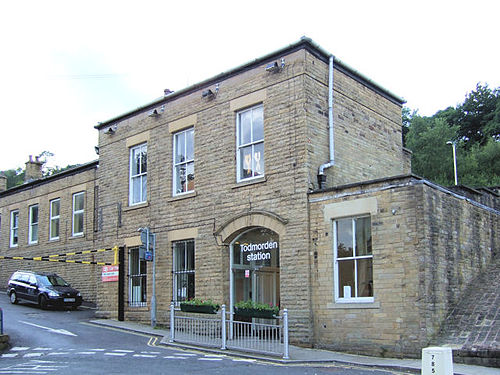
37, 275, 70, 287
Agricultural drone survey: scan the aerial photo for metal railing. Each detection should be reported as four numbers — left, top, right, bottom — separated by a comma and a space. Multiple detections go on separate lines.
169, 303, 289, 359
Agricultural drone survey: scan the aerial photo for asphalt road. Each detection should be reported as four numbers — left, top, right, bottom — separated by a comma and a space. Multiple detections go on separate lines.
0, 292, 403, 375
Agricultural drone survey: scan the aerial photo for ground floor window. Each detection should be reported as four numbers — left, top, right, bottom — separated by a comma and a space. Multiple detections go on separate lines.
129, 248, 147, 307
172, 239, 195, 304
334, 216, 373, 302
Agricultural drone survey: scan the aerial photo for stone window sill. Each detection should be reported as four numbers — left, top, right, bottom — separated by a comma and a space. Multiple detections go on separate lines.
168, 191, 197, 202
232, 176, 267, 189
327, 301, 380, 309
124, 202, 149, 211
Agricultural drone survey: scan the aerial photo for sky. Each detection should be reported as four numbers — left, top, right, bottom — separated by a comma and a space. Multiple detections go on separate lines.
1, 0, 499, 171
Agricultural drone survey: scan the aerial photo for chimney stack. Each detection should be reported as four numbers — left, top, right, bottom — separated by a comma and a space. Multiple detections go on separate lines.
24, 155, 43, 182
0, 173, 7, 192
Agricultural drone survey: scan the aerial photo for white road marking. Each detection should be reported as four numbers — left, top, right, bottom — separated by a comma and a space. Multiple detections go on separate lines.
164, 355, 189, 359
32, 348, 52, 351
19, 321, 77, 337
10, 347, 30, 351
75, 352, 97, 355
23, 353, 44, 358
112, 349, 134, 353
198, 357, 223, 361
88, 348, 105, 351
0, 353, 18, 358
47, 352, 69, 356
104, 352, 127, 356
133, 354, 156, 358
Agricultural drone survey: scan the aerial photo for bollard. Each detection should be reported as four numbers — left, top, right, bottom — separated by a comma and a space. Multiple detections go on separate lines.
422, 347, 453, 375
221, 304, 226, 350
0, 307, 3, 335
283, 309, 289, 359
169, 301, 175, 342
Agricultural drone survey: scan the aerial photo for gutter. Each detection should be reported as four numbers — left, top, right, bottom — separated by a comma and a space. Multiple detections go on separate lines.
317, 55, 335, 189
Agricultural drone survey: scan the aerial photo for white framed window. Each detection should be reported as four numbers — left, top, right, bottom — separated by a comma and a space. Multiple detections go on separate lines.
129, 143, 147, 205
172, 240, 195, 304
49, 199, 60, 240
28, 204, 39, 244
72, 192, 84, 237
173, 128, 194, 195
129, 248, 147, 307
236, 105, 264, 182
10, 210, 19, 248
333, 216, 373, 303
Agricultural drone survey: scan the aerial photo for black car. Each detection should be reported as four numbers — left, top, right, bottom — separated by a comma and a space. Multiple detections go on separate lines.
7, 270, 82, 309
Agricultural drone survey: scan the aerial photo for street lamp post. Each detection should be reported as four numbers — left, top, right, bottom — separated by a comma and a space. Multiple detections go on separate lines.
446, 141, 458, 186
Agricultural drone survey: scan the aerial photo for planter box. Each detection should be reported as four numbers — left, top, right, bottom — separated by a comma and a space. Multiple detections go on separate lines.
180, 304, 219, 314
234, 307, 277, 319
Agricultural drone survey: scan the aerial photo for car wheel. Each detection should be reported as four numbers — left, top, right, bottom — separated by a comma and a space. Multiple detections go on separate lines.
9, 291, 18, 304
39, 295, 48, 309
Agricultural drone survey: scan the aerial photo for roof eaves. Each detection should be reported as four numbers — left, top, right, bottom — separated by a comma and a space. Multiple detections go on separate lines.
0, 160, 98, 197
95, 37, 405, 129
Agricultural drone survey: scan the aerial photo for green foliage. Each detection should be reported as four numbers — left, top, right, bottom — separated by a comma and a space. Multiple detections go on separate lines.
454, 83, 500, 146
2, 168, 25, 189
405, 117, 459, 185
234, 300, 279, 314
1, 150, 81, 190
404, 83, 500, 187
181, 298, 219, 309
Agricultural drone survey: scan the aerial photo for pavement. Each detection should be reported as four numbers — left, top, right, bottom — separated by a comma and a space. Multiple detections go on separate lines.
89, 318, 500, 375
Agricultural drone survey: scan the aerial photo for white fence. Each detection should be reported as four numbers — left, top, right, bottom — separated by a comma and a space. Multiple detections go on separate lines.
169, 303, 289, 359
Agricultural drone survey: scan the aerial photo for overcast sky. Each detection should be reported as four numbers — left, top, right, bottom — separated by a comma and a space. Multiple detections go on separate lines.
1, 0, 499, 171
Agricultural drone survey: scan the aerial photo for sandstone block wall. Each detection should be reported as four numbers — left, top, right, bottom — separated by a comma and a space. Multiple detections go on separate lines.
308, 176, 498, 358
0, 164, 104, 303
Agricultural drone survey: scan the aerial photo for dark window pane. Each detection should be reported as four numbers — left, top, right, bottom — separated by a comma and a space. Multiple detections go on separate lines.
356, 217, 372, 256
338, 259, 354, 298
336, 219, 353, 258
357, 258, 373, 297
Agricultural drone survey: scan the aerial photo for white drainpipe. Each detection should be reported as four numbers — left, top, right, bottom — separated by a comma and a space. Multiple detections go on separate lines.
318, 55, 335, 189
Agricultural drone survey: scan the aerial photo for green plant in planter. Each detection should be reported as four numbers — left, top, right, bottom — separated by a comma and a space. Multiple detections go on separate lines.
234, 300, 279, 318
180, 298, 220, 314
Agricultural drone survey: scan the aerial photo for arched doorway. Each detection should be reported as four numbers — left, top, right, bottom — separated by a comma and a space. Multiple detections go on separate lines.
230, 227, 280, 314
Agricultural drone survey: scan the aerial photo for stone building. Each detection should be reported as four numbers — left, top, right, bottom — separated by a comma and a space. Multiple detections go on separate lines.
1, 37, 498, 359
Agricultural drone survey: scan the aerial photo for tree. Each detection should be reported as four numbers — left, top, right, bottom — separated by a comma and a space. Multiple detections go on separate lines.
405, 116, 459, 185
453, 83, 500, 147
1, 151, 81, 189
3, 168, 25, 189
404, 83, 500, 187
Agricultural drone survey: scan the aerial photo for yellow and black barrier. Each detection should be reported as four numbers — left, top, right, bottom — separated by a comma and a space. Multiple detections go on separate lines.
0, 246, 119, 266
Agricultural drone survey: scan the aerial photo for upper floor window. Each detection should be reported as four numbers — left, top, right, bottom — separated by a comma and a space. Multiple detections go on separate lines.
28, 204, 39, 244
173, 128, 194, 195
334, 216, 373, 303
10, 210, 19, 248
49, 199, 60, 240
72, 192, 84, 237
236, 105, 264, 182
129, 143, 147, 205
